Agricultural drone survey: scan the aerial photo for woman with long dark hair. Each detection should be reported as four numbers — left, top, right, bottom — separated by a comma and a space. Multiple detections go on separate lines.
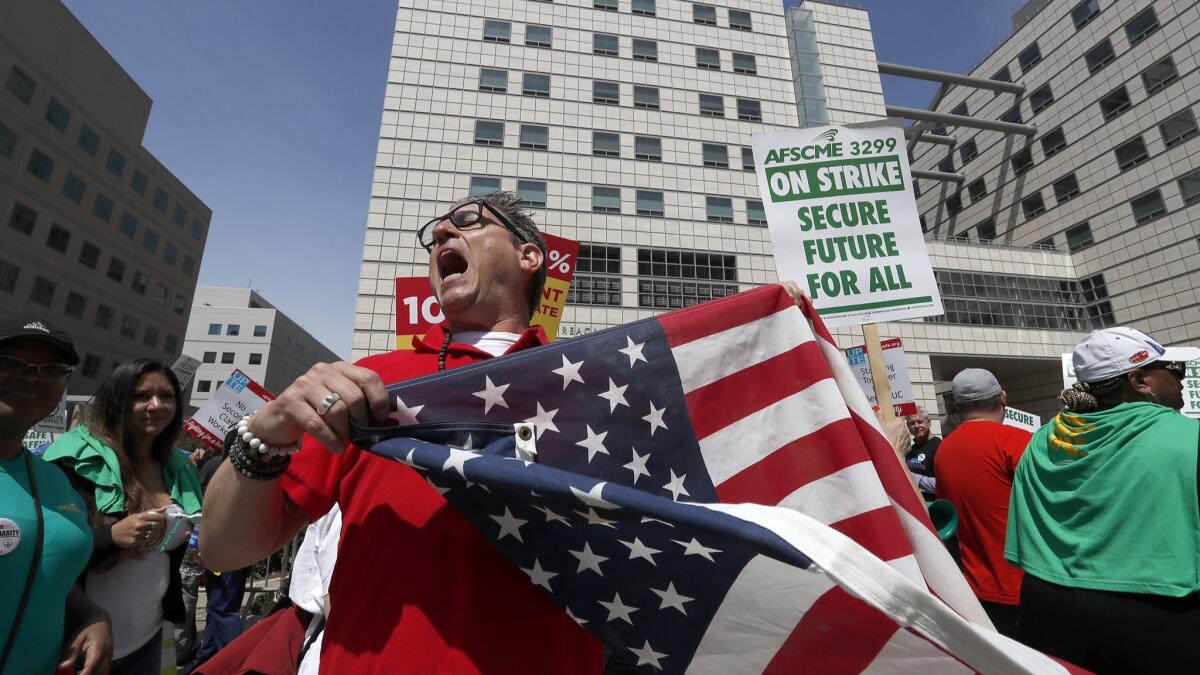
45, 359, 202, 674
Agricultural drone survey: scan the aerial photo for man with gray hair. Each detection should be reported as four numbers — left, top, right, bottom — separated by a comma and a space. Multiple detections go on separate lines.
904, 406, 940, 500
934, 368, 1030, 639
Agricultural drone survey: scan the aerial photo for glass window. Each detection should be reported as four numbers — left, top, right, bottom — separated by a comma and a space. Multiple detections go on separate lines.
632, 0, 656, 16
0, 121, 16, 157
469, 176, 500, 196
976, 218, 997, 242
78, 242, 99, 269
119, 315, 138, 340
253, 324, 268, 337
1053, 174, 1081, 203
131, 271, 148, 295
118, 212, 137, 238
1176, 168, 1200, 206
173, 294, 186, 315
153, 188, 168, 211
1000, 105, 1022, 124
593, 131, 620, 157
526, 24, 552, 48
593, 80, 619, 105
746, 200, 766, 225
636, 190, 664, 216
173, 205, 186, 227
1022, 192, 1046, 219
221, 352, 235, 364
45, 98, 70, 131
632, 39, 657, 62
208, 323, 221, 335
1124, 7, 1159, 46
741, 147, 755, 171
196, 380, 212, 393
77, 125, 99, 156
1130, 189, 1166, 224
27, 148, 54, 182
92, 193, 113, 222
702, 143, 728, 168
633, 86, 659, 110
1072, 0, 1100, 28
732, 52, 757, 75
479, 68, 507, 92
729, 9, 753, 30
567, 245, 623, 307
634, 136, 662, 161
473, 120, 504, 146
5, 66, 35, 104
45, 224, 71, 254
950, 102, 968, 117
1018, 42, 1042, 72
958, 139, 978, 165
1113, 136, 1148, 171
163, 242, 177, 265
1159, 109, 1199, 149
737, 99, 762, 122
516, 180, 547, 208
992, 66, 1011, 82
106, 257, 126, 283
594, 33, 618, 56
105, 149, 126, 177
9, 202, 37, 235
522, 73, 550, 97
699, 93, 724, 117
164, 335, 178, 354
30, 277, 55, 307
1142, 57, 1179, 96
0, 259, 17, 293
946, 192, 963, 216
592, 186, 621, 213
483, 20, 511, 43
182, 256, 195, 277
190, 218, 204, 241
131, 169, 148, 195
706, 196, 733, 222
693, 4, 717, 24
594, 0, 617, 10
93, 304, 113, 330
143, 228, 159, 253
1041, 127, 1068, 157
249, 353, 263, 365
519, 124, 548, 150
1084, 39, 1115, 74
1065, 222, 1094, 251
636, 247, 738, 309
967, 178, 987, 203
227, 324, 240, 336
62, 173, 86, 204
1099, 86, 1131, 121
697, 48, 720, 70
937, 155, 954, 173
143, 325, 159, 348
152, 282, 167, 305
81, 354, 102, 379
1029, 84, 1054, 114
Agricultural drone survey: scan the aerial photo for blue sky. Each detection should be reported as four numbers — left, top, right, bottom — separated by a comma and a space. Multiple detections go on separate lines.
62, 0, 1025, 359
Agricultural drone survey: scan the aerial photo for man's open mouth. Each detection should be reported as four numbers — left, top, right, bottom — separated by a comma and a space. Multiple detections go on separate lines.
438, 248, 469, 282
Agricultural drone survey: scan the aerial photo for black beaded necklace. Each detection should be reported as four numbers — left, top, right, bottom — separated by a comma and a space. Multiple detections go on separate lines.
437, 330, 452, 372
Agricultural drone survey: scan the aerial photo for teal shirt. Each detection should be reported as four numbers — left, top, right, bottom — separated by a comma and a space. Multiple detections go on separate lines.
0, 451, 92, 675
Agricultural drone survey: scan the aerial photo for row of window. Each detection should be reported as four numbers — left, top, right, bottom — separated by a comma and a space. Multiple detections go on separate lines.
525, 1, 755, 30
200, 350, 264, 365
4, 64, 208, 241
927, 269, 1114, 331
206, 322, 269, 337
564, 244, 740, 309
995, 2, 1153, 83
465, 175, 765, 224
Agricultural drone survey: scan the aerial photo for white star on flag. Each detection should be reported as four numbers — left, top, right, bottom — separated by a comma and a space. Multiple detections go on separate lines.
629, 641, 668, 670
490, 507, 527, 542
570, 482, 618, 509
672, 537, 721, 562
521, 559, 556, 591
619, 537, 662, 565
388, 395, 425, 425
471, 376, 509, 414
623, 447, 651, 485
551, 354, 585, 390
575, 507, 617, 528
565, 607, 588, 626
597, 378, 629, 413
424, 476, 449, 496
575, 425, 610, 463
442, 448, 478, 478
651, 582, 694, 615
598, 592, 638, 624
523, 402, 560, 440
663, 469, 690, 501
618, 336, 648, 367
642, 401, 668, 436
534, 504, 570, 525
568, 542, 609, 575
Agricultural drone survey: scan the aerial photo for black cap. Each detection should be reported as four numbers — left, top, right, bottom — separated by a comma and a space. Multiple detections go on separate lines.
0, 313, 81, 365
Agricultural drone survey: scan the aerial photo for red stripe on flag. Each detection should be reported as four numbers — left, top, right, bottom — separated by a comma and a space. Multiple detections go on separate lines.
798, 293, 838, 347
850, 412, 938, 537
686, 341, 829, 440
714, 418, 869, 505
829, 506, 915, 563
659, 284, 793, 348
764, 588, 900, 674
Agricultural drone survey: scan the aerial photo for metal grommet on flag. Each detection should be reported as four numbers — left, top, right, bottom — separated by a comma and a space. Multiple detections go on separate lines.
514, 423, 537, 462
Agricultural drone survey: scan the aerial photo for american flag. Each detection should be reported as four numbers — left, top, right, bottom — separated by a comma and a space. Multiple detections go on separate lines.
353, 284, 1079, 674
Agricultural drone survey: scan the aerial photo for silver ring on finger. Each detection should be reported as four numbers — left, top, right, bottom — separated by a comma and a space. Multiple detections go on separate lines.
317, 392, 341, 416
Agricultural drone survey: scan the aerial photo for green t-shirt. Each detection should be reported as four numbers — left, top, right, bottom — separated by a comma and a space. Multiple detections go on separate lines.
0, 451, 92, 675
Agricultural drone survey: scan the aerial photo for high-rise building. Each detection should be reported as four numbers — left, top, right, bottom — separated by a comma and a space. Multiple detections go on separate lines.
182, 287, 339, 412
0, 0, 210, 395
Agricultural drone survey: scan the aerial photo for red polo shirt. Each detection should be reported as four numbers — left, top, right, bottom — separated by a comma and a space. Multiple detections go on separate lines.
280, 325, 602, 674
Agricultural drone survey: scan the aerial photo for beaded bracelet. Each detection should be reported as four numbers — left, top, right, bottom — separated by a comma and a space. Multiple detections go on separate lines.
222, 421, 294, 481
236, 413, 301, 458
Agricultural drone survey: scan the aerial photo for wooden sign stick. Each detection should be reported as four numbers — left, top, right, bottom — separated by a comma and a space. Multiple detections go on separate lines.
862, 323, 924, 500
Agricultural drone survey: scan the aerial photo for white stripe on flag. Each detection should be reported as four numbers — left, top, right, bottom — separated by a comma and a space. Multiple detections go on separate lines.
776, 461, 892, 526
815, 333, 880, 429
672, 306, 815, 393
687, 554, 836, 675
861, 629, 974, 675
699, 378, 849, 486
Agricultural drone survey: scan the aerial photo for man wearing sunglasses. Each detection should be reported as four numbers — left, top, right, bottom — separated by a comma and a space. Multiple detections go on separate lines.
200, 192, 606, 674
0, 313, 112, 674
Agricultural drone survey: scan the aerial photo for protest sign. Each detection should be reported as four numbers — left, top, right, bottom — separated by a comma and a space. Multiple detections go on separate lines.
1063, 352, 1200, 419
172, 354, 201, 393
33, 393, 68, 433
752, 124, 942, 327
1003, 406, 1042, 433
22, 429, 56, 452
394, 233, 580, 349
845, 338, 918, 416
182, 370, 275, 451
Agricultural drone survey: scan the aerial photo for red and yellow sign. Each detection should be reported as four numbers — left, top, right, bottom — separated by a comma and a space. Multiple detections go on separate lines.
394, 233, 580, 349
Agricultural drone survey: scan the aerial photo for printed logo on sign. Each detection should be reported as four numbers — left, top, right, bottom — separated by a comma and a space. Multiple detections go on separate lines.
846, 347, 866, 366
227, 371, 250, 392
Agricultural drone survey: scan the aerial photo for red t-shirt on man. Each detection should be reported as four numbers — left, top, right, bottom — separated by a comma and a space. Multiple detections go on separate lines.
934, 419, 1031, 605
280, 325, 602, 674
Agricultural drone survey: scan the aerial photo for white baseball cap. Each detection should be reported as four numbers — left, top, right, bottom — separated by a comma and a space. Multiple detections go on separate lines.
1072, 327, 1200, 383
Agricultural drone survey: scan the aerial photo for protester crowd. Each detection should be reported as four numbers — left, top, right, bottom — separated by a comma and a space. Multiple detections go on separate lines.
3, 191, 1199, 675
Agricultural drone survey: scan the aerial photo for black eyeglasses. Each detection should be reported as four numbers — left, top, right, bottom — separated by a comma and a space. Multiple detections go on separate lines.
0, 354, 74, 382
416, 201, 522, 252
1143, 360, 1186, 377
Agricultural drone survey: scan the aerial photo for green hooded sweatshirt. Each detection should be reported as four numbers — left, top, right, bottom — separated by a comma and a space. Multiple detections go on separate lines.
1006, 402, 1200, 596
43, 425, 202, 516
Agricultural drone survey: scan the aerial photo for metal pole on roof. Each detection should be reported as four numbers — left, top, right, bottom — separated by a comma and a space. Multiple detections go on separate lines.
912, 169, 965, 184
877, 62, 1026, 96
886, 105, 1037, 136
907, 131, 958, 146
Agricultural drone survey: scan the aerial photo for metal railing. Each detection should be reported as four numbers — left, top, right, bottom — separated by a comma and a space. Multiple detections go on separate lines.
924, 233, 1066, 254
